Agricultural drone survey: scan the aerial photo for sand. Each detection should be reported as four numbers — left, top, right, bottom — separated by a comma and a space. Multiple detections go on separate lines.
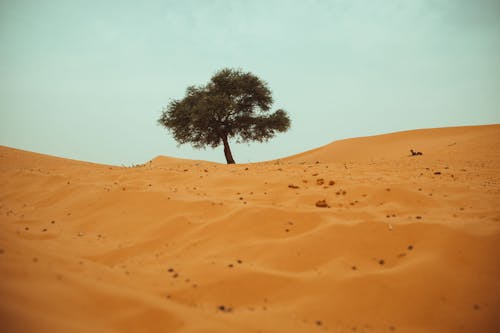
1, 124, 499, 333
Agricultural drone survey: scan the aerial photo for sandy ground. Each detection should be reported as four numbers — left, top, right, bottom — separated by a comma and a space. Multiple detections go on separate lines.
1, 124, 499, 333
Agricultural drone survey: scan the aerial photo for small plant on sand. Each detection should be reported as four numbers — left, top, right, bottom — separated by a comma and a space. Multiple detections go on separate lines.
158, 68, 291, 164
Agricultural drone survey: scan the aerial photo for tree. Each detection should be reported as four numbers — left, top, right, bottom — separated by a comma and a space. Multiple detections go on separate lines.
158, 68, 291, 164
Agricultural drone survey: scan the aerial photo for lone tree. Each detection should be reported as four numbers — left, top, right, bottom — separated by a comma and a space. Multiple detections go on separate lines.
158, 68, 291, 164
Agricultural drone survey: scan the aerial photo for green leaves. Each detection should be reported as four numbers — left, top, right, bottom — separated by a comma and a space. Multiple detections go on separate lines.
158, 68, 290, 163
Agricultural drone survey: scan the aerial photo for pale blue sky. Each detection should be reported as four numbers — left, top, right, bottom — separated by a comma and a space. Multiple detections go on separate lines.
1, 0, 499, 165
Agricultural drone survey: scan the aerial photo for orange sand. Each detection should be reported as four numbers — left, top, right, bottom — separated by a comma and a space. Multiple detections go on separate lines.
1, 124, 499, 333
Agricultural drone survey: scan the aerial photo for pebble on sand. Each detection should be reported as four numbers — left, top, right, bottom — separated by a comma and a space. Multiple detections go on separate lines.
315, 200, 329, 208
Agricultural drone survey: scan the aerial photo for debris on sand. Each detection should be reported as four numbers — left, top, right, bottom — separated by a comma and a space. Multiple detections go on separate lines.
315, 200, 329, 208
218, 305, 233, 313
410, 149, 423, 156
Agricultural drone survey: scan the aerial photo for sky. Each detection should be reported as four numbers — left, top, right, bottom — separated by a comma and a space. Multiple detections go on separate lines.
1, 0, 499, 165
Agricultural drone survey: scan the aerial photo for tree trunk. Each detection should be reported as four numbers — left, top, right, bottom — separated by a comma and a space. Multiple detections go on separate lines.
221, 136, 235, 164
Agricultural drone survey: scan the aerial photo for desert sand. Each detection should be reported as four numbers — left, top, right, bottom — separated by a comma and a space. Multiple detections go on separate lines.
1, 124, 499, 333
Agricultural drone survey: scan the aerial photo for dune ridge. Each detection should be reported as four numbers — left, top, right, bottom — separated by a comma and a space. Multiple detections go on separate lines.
1, 124, 500, 332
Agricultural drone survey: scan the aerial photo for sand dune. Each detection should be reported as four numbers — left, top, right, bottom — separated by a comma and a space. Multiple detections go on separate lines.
1, 124, 499, 333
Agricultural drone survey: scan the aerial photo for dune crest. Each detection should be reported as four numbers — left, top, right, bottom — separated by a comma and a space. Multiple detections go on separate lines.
284, 124, 500, 163
1, 125, 500, 333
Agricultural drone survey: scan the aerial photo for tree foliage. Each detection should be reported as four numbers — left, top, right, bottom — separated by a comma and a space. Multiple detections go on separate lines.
158, 68, 291, 164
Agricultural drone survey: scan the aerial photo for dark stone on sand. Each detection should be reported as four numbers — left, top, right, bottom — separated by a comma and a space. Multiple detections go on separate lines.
315, 200, 329, 208
218, 305, 232, 312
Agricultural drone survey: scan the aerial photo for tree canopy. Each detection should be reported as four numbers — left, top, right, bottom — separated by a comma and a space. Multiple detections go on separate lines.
158, 68, 291, 164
